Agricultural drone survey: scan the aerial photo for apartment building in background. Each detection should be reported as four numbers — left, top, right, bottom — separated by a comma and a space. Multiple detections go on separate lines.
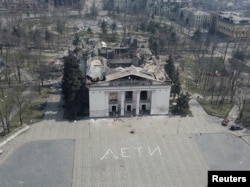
212, 11, 250, 39
179, 7, 211, 29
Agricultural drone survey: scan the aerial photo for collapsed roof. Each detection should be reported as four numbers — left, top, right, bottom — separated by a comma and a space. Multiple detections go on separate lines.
86, 58, 170, 83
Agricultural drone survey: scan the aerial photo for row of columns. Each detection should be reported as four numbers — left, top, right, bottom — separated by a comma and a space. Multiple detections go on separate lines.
121, 91, 125, 116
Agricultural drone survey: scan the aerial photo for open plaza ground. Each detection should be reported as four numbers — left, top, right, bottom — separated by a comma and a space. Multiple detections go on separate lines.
0, 89, 250, 187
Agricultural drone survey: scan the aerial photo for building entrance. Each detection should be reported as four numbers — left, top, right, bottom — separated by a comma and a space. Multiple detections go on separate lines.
127, 105, 131, 111
112, 106, 116, 112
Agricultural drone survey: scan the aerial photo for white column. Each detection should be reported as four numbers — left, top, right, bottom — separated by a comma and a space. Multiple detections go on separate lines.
105, 92, 109, 117
120, 91, 125, 116
136, 91, 140, 115
150, 90, 155, 115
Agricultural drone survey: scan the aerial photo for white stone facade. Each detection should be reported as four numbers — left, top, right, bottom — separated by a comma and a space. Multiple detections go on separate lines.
180, 8, 211, 29
88, 78, 171, 118
86, 50, 172, 118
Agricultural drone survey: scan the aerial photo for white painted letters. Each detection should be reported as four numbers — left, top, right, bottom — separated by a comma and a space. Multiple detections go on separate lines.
135, 147, 142, 157
100, 149, 118, 160
148, 146, 162, 156
100, 146, 161, 160
121, 148, 131, 157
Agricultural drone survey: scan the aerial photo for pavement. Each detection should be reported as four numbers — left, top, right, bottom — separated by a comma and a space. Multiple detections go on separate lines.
0, 140, 74, 187
0, 89, 250, 187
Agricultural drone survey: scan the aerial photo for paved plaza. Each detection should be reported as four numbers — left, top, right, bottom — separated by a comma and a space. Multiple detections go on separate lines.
0, 90, 250, 187
0, 140, 74, 187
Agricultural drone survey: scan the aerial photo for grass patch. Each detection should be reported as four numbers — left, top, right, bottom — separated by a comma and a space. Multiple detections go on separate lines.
10, 101, 46, 128
9, 86, 49, 129
77, 30, 93, 38
99, 33, 119, 43
179, 56, 230, 100
180, 58, 195, 71
197, 99, 233, 118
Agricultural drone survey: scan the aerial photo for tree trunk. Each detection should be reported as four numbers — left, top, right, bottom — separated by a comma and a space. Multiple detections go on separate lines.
222, 42, 229, 64
7, 70, 11, 88
0, 112, 6, 136
210, 76, 215, 103
38, 82, 41, 95
19, 113, 23, 126
17, 65, 21, 83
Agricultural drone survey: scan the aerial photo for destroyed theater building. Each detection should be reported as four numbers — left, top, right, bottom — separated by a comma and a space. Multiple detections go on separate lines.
86, 40, 172, 118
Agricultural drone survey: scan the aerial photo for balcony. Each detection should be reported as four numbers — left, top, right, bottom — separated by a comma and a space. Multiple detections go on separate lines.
140, 99, 151, 104
125, 98, 133, 103
109, 100, 118, 104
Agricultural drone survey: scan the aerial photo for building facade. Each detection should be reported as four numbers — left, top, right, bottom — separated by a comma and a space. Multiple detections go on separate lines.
86, 58, 172, 118
3, 0, 40, 12
113, 0, 146, 10
147, 0, 191, 17
213, 12, 250, 39
179, 7, 211, 29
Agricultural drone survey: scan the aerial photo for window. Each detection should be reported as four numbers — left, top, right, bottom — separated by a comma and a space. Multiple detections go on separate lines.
140, 91, 147, 100
142, 105, 146, 111
127, 105, 131, 111
109, 92, 118, 101
125, 91, 133, 100
112, 106, 116, 112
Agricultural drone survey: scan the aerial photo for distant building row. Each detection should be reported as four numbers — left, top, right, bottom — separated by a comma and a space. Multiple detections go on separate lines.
179, 7, 211, 29
1, 0, 80, 11
111, 0, 250, 39
2, 0, 40, 10
179, 8, 250, 39
211, 12, 250, 39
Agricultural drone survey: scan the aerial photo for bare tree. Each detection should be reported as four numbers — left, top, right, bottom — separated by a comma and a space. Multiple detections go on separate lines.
90, 1, 98, 19
4, 46, 13, 87
45, 30, 54, 49
14, 87, 28, 127
13, 49, 26, 83
36, 61, 50, 89
235, 88, 249, 124
0, 94, 14, 135
78, 0, 85, 16
227, 39, 250, 103
222, 42, 230, 65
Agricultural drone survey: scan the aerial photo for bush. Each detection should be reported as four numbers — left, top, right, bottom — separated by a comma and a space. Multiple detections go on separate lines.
170, 92, 191, 117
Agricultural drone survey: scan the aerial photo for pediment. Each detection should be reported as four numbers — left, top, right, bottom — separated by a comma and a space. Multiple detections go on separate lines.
105, 70, 157, 82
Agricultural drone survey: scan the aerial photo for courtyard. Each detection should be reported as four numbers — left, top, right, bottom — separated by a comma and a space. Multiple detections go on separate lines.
0, 90, 250, 187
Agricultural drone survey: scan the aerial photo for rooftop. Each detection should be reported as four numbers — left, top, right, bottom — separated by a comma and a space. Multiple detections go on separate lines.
86, 37, 171, 85
104, 65, 168, 82
180, 8, 210, 16
219, 11, 250, 25
87, 60, 171, 84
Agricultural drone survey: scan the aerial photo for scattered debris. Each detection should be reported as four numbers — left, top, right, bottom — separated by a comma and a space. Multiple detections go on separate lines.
130, 130, 135, 134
